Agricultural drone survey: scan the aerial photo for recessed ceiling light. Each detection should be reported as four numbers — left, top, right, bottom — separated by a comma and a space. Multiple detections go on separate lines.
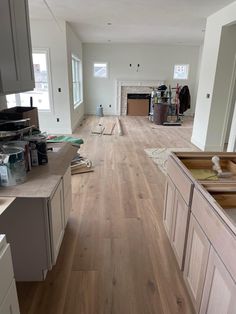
107, 22, 112, 25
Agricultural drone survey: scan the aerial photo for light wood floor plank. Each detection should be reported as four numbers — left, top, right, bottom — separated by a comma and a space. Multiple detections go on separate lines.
17, 115, 196, 314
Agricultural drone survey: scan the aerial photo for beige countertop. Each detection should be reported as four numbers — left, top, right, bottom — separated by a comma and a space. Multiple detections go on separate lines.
0, 197, 15, 216
0, 143, 78, 198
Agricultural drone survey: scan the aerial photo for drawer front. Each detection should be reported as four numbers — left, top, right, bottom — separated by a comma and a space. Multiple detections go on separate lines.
0, 244, 14, 305
167, 157, 193, 205
192, 188, 236, 282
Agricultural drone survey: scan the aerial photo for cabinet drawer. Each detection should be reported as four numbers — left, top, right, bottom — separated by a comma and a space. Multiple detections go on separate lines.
0, 241, 14, 305
192, 188, 236, 282
167, 157, 193, 205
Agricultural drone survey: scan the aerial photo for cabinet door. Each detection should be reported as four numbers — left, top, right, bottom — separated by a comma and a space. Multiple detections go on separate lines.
0, 0, 21, 94
184, 214, 210, 313
200, 247, 236, 314
163, 177, 175, 240
49, 181, 64, 265
0, 281, 20, 314
0, 242, 14, 305
171, 190, 189, 269
0, 0, 34, 95
13, 0, 34, 91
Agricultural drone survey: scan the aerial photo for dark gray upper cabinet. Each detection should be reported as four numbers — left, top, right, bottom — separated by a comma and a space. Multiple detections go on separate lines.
0, 0, 35, 95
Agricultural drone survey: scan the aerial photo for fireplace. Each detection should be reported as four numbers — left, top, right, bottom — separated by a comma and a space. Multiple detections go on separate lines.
115, 80, 164, 115
127, 93, 151, 116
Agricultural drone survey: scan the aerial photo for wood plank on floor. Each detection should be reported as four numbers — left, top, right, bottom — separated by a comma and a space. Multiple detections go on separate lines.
103, 121, 115, 135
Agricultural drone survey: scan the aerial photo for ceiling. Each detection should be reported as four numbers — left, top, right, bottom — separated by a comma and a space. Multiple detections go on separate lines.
28, 0, 235, 45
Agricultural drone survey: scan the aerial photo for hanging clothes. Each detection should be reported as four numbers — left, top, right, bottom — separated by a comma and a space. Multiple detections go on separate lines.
179, 85, 191, 114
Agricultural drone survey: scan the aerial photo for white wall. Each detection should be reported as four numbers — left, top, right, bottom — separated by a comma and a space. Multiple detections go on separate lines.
30, 20, 84, 134
192, 1, 236, 151
66, 23, 84, 132
83, 43, 201, 115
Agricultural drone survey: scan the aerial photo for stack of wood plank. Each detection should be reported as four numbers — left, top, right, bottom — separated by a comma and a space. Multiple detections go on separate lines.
71, 155, 93, 175
91, 117, 123, 136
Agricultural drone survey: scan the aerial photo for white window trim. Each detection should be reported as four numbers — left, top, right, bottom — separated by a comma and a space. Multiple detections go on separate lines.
173, 64, 189, 80
32, 48, 54, 113
93, 62, 108, 79
72, 54, 83, 109
6, 48, 54, 112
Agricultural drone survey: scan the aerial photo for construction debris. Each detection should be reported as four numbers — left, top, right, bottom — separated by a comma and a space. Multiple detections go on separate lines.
103, 121, 115, 135
91, 125, 105, 135
71, 154, 93, 175
116, 117, 123, 136
91, 117, 123, 136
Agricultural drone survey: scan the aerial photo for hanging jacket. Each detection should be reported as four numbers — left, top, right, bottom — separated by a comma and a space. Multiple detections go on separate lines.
179, 85, 191, 114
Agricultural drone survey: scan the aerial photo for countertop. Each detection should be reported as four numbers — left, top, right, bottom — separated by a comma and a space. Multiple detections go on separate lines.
0, 143, 78, 198
0, 197, 15, 216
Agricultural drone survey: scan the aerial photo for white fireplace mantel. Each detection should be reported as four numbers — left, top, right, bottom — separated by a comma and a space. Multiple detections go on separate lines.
115, 79, 165, 115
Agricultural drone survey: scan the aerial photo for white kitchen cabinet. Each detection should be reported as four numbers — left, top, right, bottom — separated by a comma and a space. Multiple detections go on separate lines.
0, 0, 34, 95
0, 143, 76, 281
49, 180, 64, 265
0, 281, 20, 314
184, 214, 210, 313
0, 235, 20, 314
200, 247, 236, 314
0, 179, 66, 281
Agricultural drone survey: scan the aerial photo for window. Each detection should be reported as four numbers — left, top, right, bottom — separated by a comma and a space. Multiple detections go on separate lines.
93, 63, 108, 78
173, 64, 189, 80
7, 50, 52, 110
72, 55, 82, 107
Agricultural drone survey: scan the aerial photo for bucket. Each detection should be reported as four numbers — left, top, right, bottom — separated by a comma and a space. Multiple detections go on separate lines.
3, 141, 31, 171
96, 105, 104, 117
24, 135, 48, 166
0, 147, 26, 186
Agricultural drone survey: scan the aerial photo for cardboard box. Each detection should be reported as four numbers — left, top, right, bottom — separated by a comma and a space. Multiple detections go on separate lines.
0, 106, 39, 129
127, 99, 149, 116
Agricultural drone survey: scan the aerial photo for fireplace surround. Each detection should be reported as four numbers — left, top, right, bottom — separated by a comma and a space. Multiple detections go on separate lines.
115, 80, 164, 115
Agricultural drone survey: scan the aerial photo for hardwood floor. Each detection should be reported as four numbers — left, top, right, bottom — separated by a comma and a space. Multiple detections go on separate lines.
17, 116, 196, 314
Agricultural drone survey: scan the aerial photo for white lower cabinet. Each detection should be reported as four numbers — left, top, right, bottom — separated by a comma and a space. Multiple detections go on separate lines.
49, 180, 64, 265
0, 281, 20, 314
0, 235, 20, 314
200, 247, 236, 314
0, 168, 73, 281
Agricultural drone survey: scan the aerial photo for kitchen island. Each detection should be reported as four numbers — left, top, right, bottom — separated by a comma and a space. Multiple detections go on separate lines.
0, 143, 78, 281
164, 152, 236, 313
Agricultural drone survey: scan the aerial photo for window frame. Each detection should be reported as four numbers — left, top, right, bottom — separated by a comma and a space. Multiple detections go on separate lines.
72, 54, 83, 109
173, 64, 189, 80
93, 62, 108, 79
6, 48, 54, 112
